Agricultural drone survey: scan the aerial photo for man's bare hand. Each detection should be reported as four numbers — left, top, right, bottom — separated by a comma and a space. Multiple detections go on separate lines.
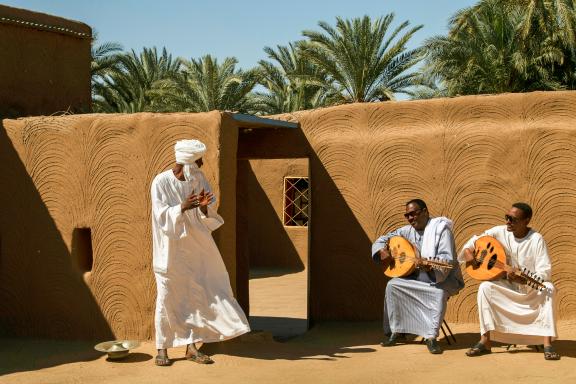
463, 248, 475, 262
198, 189, 214, 207
181, 193, 200, 212
379, 248, 392, 262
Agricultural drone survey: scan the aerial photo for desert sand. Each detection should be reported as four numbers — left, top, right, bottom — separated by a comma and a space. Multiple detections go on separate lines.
2, 321, 575, 384
2, 270, 575, 384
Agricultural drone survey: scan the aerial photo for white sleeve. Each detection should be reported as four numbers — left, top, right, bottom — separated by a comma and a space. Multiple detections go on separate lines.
151, 179, 187, 239
534, 236, 552, 282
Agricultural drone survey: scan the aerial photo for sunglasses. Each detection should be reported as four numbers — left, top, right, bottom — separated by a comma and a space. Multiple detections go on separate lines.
404, 208, 423, 219
504, 214, 521, 224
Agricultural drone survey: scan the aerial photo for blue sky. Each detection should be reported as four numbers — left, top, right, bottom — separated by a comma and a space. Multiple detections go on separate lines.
4, 0, 478, 69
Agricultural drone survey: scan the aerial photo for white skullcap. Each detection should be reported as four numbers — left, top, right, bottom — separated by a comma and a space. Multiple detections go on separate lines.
175, 139, 206, 164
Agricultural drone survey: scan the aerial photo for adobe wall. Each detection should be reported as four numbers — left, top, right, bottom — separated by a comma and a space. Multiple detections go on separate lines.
0, 112, 227, 339
277, 91, 576, 322
2, 91, 576, 340
0, 5, 92, 118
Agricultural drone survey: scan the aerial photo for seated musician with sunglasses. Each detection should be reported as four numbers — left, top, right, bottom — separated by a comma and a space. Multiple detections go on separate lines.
371, 199, 464, 354
459, 202, 559, 360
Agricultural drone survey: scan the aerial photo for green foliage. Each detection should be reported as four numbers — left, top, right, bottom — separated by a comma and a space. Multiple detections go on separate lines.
90, 34, 123, 95
255, 41, 338, 114
422, 0, 576, 97
301, 14, 425, 102
91, 6, 576, 111
155, 55, 260, 113
92, 47, 182, 113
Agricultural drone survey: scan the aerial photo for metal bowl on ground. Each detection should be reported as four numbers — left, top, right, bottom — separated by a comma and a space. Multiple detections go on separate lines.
94, 340, 140, 360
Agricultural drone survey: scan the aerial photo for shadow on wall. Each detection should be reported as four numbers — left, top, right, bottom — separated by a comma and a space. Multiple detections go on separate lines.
236, 159, 305, 313
0, 121, 113, 374
235, 126, 385, 321
308, 152, 386, 322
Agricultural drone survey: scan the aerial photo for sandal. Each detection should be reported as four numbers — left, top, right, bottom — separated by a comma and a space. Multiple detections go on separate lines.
543, 346, 561, 361
154, 355, 172, 366
186, 351, 214, 364
466, 342, 492, 357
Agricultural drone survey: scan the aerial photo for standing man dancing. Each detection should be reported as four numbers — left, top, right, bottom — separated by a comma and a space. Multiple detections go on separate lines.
151, 139, 250, 366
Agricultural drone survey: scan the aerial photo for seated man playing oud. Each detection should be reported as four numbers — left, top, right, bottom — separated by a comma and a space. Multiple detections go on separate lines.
372, 199, 464, 354
459, 202, 559, 360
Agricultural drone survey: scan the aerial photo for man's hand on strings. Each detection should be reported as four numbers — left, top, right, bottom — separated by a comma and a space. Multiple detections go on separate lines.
379, 248, 392, 262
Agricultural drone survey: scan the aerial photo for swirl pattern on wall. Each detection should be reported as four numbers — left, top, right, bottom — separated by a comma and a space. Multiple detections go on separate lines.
283, 91, 576, 322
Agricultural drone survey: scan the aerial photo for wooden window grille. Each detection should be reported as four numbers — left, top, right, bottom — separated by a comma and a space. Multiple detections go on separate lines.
283, 177, 309, 226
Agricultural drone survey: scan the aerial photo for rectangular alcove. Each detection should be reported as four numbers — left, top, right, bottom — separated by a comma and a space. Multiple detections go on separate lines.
71, 228, 93, 273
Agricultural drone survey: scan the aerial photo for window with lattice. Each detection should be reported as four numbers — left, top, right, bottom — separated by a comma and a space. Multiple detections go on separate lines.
283, 177, 309, 226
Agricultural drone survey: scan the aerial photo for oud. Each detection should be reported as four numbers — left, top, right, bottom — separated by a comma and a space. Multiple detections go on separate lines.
466, 235, 545, 291
383, 236, 454, 278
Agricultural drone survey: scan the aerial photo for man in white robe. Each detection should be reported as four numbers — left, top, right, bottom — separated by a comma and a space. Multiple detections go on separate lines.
460, 202, 560, 360
372, 199, 464, 354
151, 139, 250, 366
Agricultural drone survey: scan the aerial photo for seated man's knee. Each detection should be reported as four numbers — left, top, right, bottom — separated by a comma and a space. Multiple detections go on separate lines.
477, 281, 492, 295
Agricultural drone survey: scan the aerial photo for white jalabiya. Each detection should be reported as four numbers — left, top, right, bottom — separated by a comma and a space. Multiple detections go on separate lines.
460, 225, 557, 345
152, 168, 249, 349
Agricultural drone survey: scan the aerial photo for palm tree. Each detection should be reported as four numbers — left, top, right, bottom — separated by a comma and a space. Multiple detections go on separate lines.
301, 15, 425, 102
154, 55, 260, 113
90, 33, 123, 95
423, 0, 566, 96
256, 42, 337, 114
92, 47, 182, 113
423, 0, 576, 97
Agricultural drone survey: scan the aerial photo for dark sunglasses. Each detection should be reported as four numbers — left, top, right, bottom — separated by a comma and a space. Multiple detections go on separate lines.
404, 208, 423, 219
504, 214, 520, 223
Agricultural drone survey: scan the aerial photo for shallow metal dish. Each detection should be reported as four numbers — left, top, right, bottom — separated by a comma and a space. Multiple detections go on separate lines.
94, 340, 140, 360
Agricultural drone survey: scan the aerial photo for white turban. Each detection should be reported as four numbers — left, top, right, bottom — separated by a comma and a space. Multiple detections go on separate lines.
175, 139, 206, 164
174, 140, 206, 182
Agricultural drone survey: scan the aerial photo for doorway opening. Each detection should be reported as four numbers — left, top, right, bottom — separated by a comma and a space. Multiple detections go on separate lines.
237, 158, 309, 339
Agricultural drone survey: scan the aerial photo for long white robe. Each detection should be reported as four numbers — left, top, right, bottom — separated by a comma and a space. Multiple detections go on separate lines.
372, 217, 464, 338
151, 169, 250, 349
460, 225, 557, 345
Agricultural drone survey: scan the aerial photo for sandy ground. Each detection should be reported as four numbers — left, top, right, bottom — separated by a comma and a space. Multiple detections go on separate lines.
2, 271, 575, 384
249, 269, 308, 337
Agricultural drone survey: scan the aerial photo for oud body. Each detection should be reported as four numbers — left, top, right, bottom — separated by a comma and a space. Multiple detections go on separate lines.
383, 236, 453, 278
466, 235, 545, 291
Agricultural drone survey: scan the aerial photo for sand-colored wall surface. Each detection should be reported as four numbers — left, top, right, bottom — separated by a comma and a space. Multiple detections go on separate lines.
237, 158, 308, 270
2, 91, 576, 340
0, 112, 225, 339
278, 91, 576, 322
0, 4, 92, 118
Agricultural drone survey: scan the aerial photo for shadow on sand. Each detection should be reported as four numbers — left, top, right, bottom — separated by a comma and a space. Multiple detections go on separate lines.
203, 322, 382, 361
390, 331, 576, 359
0, 338, 153, 375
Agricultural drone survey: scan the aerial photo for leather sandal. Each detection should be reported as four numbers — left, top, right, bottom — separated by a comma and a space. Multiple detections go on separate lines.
154, 355, 172, 366
466, 342, 491, 357
186, 351, 214, 364
543, 346, 561, 361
